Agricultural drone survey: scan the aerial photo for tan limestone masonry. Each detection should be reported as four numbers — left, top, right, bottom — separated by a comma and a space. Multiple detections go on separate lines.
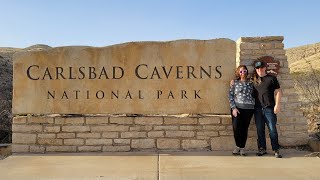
236, 36, 308, 147
12, 37, 309, 153
13, 39, 235, 115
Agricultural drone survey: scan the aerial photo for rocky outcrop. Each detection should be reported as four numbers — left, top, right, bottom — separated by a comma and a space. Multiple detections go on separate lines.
0, 45, 51, 143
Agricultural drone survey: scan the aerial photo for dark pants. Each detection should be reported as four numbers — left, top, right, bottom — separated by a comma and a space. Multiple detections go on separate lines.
255, 106, 280, 151
231, 108, 254, 148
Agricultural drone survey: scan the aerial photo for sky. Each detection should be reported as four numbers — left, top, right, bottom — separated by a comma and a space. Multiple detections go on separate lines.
0, 0, 319, 49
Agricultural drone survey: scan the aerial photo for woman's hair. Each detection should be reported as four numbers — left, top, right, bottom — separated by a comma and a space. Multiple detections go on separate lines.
252, 69, 260, 84
235, 65, 248, 80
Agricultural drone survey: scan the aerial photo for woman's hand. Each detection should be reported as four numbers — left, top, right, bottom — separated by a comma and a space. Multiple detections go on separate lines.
230, 80, 235, 87
232, 108, 240, 117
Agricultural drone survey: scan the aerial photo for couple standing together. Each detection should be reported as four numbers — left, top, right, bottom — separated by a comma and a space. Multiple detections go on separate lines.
228, 59, 282, 158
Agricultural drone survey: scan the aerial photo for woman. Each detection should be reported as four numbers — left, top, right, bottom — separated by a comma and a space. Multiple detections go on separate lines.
228, 65, 255, 156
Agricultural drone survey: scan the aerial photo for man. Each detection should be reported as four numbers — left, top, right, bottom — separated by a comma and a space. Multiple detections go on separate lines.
253, 60, 282, 158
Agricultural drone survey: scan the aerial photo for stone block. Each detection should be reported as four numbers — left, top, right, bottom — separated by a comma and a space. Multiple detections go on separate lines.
274, 42, 284, 49
30, 145, 45, 153
259, 43, 274, 49
57, 133, 75, 139
109, 117, 134, 124
181, 140, 209, 150
196, 131, 219, 137
12, 144, 29, 153
221, 116, 231, 124
157, 139, 180, 149
12, 125, 42, 133
28, 117, 54, 124
46, 146, 77, 152
147, 131, 164, 138
203, 125, 226, 131
129, 125, 153, 131
153, 126, 179, 131
219, 130, 234, 136
62, 126, 90, 132
179, 126, 202, 131
86, 117, 109, 124
64, 139, 85, 145
102, 132, 119, 138
103, 146, 131, 152
38, 134, 56, 139
165, 131, 195, 137
211, 136, 235, 151
13, 39, 236, 115
44, 126, 61, 133
132, 139, 155, 149
78, 146, 102, 152
294, 125, 308, 131
121, 132, 147, 138
76, 133, 101, 138
55, 117, 84, 125
279, 137, 308, 146
86, 139, 112, 146
240, 43, 260, 50
13, 117, 27, 124
12, 133, 36, 144
38, 139, 63, 145
91, 125, 129, 132
113, 139, 130, 145
135, 117, 163, 125
198, 117, 221, 124
164, 117, 197, 125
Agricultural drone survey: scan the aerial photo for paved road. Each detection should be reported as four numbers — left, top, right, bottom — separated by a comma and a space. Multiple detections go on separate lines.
0, 150, 319, 180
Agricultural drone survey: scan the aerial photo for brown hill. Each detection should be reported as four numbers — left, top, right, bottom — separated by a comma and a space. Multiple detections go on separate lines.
286, 42, 320, 72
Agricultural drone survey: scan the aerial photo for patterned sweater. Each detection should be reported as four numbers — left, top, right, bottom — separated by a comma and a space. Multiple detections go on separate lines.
228, 79, 255, 110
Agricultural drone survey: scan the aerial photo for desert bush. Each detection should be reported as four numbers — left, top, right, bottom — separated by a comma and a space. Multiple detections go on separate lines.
291, 64, 320, 133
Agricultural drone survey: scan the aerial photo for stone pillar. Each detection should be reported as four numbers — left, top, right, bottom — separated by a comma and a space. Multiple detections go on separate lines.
236, 36, 308, 147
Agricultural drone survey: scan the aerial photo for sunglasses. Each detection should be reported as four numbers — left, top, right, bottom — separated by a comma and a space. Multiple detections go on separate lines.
239, 70, 247, 74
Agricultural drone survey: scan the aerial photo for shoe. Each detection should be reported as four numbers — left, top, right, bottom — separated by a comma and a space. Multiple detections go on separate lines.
256, 148, 267, 156
232, 147, 240, 155
275, 150, 282, 158
240, 148, 246, 156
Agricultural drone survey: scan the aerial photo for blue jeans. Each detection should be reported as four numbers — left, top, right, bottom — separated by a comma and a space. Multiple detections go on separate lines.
255, 107, 280, 151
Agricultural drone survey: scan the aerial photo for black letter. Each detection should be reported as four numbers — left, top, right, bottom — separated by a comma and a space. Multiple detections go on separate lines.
27, 65, 40, 80
78, 67, 85, 79
113, 66, 124, 79
111, 90, 119, 99
125, 91, 132, 99
69, 67, 76, 79
96, 90, 105, 99
187, 66, 197, 79
151, 67, 161, 79
181, 90, 188, 99
42, 68, 53, 80
157, 90, 162, 99
135, 64, 148, 79
215, 66, 222, 79
89, 67, 96, 79
194, 90, 201, 99
74, 90, 80, 99
47, 91, 55, 99
56, 67, 66, 79
200, 66, 211, 79
99, 67, 109, 79
62, 91, 68, 99
176, 66, 183, 79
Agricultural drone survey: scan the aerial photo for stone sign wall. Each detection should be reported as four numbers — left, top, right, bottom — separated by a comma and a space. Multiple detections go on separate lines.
11, 36, 308, 153
13, 39, 235, 115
